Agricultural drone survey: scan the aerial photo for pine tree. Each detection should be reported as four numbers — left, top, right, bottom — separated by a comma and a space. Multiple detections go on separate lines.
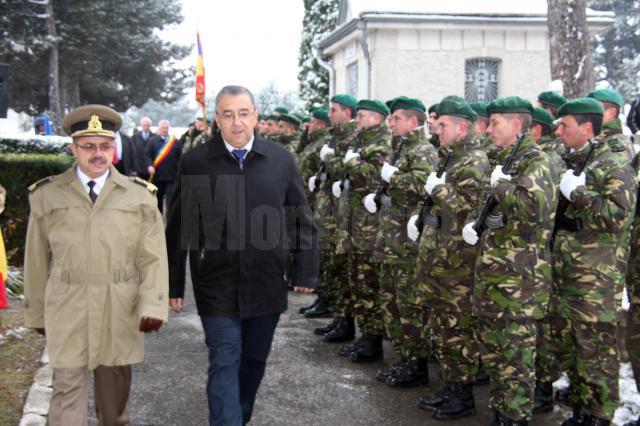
297, 0, 338, 111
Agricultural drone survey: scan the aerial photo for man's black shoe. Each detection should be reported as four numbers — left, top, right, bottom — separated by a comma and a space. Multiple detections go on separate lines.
556, 385, 572, 402
323, 317, 355, 343
299, 298, 319, 314
431, 383, 475, 420
418, 382, 455, 411
314, 317, 339, 336
532, 381, 554, 414
475, 361, 490, 385
385, 358, 429, 387
338, 336, 365, 357
490, 411, 529, 426
376, 356, 409, 382
349, 334, 383, 362
304, 299, 333, 318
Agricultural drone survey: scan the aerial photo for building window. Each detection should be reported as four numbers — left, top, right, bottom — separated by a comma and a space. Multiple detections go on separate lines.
465, 58, 499, 102
347, 62, 358, 97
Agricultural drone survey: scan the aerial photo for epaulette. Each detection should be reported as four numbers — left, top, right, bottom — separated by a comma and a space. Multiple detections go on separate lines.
27, 176, 55, 192
129, 176, 158, 195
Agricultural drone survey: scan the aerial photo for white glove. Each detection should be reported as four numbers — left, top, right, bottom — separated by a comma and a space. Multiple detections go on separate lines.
332, 181, 342, 198
490, 165, 511, 188
343, 149, 360, 164
319, 144, 335, 161
308, 176, 316, 193
462, 222, 479, 246
560, 169, 586, 201
425, 172, 446, 196
381, 162, 399, 183
363, 193, 377, 213
407, 215, 420, 242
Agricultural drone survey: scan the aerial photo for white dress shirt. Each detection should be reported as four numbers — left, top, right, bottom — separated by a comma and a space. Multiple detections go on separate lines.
76, 167, 109, 196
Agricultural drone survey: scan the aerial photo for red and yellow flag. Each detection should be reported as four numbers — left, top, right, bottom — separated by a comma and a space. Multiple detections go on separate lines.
195, 31, 206, 110
0, 228, 8, 309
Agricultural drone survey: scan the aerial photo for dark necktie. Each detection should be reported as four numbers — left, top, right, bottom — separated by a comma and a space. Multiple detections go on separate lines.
232, 149, 248, 166
87, 180, 98, 204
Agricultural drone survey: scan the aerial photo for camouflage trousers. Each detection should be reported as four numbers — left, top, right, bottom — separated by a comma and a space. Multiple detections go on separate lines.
534, 318, 560, 384
433, 309, 479, 384
550, 315, 619, 420
476, 317, 536, 421
380, 260, 431, 361
349, 251, 385, 336
317, 249, 336, 306
628, 302, 640, 391
330, 252, 352, 318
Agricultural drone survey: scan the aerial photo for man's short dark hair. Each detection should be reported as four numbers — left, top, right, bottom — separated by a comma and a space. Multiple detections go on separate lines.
574, 113, 603, 136
399, 109, 427, 126
503, 112, 532, 134
531, 122, 552, 137
215, 85, 256, 112
339, 104, 355, 120
449, 115, 475, 139
601, 101, 620, 118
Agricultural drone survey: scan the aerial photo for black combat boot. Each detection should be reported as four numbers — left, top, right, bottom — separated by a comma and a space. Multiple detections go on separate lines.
314, 317, 340, 336
338, 335, 365, 357
583, 416, 610, 426
418, 382, 456, 411
490, 411, 529, 426
323, 317, 355, 342
532, 381, 554, 414
304, 298, 333, 318
432, 382, 475, 420
560, 410, 588, 426
385, 357, 429, 387
475, 359, 490, 385
376, 356, 409, 382
349, 334, 383, 362
299, 297, 319, 314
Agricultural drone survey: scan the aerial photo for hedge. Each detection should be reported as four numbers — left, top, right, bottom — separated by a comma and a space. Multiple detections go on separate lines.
0, 153, 74, 266
0, 135, 71, 155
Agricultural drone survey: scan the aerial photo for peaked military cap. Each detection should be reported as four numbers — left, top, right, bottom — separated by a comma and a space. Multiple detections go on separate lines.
537, 91, 568, 109
279, 113, 301, 127
436, 99, 477, 122
62, 104, 122, 138
312, 108, 330, 124
557, 97, 605, 117
330, 94, 357, 110
356, 99, 390, 117
274, 106, 289, 115
469, 102, 489, 117
532, 108, 555, 129
487, 96, 534, 115
587, 88, 624, 108
388, 96, 426, 113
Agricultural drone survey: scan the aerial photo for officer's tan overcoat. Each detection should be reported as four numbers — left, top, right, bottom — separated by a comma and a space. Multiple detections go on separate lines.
23, 165, 168, 369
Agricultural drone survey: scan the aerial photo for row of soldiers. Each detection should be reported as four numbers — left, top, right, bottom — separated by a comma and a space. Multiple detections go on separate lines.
262, 88, 640, 426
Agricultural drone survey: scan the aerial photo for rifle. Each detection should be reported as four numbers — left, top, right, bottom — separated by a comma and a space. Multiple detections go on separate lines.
473, 134, 526, 234
550, 139, 597, 246
416, 148, 453, 233
312, 160, 327, 193
373, 137, 405, 209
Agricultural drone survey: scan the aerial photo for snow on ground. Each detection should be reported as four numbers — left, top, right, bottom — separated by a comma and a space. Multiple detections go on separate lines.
0, 326, 30, 345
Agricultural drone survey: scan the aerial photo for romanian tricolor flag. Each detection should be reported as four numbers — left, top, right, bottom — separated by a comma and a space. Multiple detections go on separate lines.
0, 228, 7, 309
195, 31, 206, 110
153, 135, 177, 169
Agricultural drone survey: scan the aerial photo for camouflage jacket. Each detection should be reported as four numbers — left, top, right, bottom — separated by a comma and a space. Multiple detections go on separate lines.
471, 136, 558, 320
597, 118, 633, 162
536, 135, 565, 181
278, 132, 301, 159
375, 128, 437, 260
336, 123, 391, 253
626, 152, 640, 304
419, 137, 490, 300
298, 128, 331, 207
181, 129, 206, 154
552, 140, 637, 323
477, 133, 501, 169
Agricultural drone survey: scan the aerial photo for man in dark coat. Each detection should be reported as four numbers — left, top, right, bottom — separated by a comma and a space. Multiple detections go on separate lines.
145, 119, 181, 212
112, 131, 139, 176
130, 117, 155, 180
165, 85, 318, 426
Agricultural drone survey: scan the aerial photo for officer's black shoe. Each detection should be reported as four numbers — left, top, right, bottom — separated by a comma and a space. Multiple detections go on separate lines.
299, 298, 319, 314
385, 358, 429, 387
338, 335, 365, 357
323, 317, 355, 343
560, 410, 588, 426
418, 382, 456, 411
304, 298, 333, 318
431, 383, 475, 420
376, 356, 409, 382
349, 334, 383, 362
475, 361, 490, 385
314, 317, 340, 336
490, 411, 529, 426
532, 381, 554, 414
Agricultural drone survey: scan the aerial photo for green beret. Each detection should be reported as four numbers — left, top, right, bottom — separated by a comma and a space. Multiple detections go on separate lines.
312, 107, 330, 124
441, 95, 465, 103
469, 102, 489, 117
388, 96, 426, 113
188, 121, 195, 127
356, 99, 390, 117
587, 88, 624, 108
301, 114, 311, 123
556, 97, 605, 117
279, 113, 301, 127
385, 97, 400, 109
274, 106, 289, 115
531, 108, 555, 129
537, 91, 567, 109
487, 96, 534, 115
428, 103, 439, 115
436, 99, 477, 122
330, 93, 357, 111
266, 114, 281, 122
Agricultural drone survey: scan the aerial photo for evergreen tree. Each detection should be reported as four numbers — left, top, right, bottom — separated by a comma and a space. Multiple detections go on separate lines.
297, 0, 338, 111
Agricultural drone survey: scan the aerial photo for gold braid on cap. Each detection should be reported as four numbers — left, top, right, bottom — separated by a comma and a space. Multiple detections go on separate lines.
71, 114, 116, 138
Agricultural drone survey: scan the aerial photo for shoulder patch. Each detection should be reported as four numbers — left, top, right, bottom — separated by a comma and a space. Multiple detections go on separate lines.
130, 176, 158, 195
27, 176, 55, 192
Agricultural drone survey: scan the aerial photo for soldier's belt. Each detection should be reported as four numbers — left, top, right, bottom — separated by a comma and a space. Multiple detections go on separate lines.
484, 213, 506, 229
380, 194, 392, 207
51, 265, 138, 284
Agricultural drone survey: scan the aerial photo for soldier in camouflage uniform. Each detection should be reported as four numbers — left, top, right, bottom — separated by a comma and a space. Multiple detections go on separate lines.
550, 98, 636, 426
180, 116, 208, 154
361, 97, 437, 385
411, 99, 488, 420
264, 114, 280, 140
537, 91, 567, 119
314, 94, 359, 342
588, 88, 633, 162
277, 114, 301, 158
330, 99, 391, 362
462, 97, 557, 425
428, 104, 440, 148
472, 102, 501, 168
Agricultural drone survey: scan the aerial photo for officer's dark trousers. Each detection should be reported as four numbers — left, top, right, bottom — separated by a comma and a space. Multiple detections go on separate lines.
200, 313, 280, 426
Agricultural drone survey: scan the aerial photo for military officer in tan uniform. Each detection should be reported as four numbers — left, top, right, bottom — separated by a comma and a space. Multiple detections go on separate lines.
23, 104, 169, 426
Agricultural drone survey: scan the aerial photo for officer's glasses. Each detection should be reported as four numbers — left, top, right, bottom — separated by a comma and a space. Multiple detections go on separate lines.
74, 142, 115, 152
218, 109, 254, 122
